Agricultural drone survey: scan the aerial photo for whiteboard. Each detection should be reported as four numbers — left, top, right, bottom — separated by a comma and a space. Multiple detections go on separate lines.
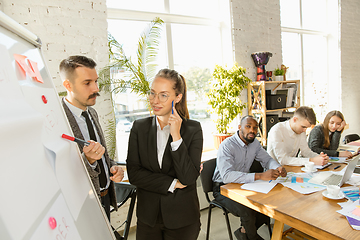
0, 11, 115, 240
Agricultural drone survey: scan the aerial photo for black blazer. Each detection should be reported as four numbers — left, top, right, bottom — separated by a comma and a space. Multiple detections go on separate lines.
308, 124, 341, 157
126, 116, 203, 229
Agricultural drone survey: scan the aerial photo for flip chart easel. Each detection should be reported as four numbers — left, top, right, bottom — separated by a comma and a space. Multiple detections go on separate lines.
0, 11, 115, 240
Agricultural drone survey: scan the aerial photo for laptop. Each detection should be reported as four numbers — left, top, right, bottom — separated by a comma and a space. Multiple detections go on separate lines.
308, 155, 359, 187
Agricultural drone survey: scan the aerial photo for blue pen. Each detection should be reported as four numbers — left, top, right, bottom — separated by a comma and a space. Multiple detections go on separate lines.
269, 180, 272, 183
172, 100, 174, 114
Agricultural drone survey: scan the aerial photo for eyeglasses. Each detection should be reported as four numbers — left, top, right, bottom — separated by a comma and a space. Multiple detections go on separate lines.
147, 91, 170, 103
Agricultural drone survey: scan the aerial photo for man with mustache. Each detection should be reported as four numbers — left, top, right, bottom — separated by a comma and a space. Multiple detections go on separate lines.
59, 55, 124, 222
213, 115, 286, 240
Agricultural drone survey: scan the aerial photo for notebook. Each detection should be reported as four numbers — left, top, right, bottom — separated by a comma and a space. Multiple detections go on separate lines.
308, 156, 359, 187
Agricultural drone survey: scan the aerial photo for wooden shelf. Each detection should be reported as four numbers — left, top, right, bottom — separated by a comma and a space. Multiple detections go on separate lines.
248, 80, 300, 146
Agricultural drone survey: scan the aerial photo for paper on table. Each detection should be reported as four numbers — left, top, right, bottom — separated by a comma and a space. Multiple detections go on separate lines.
241, 180, 278, 194
337, 200, 360, 222
347, 142, 360, 147
329, 157, 348, 163
337, 200, 360, 230
341, 186, 360, 202
347, 216, 360, 230
276, 172, 326, 194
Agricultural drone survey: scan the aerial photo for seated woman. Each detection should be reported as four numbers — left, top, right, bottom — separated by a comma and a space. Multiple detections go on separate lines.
308, 110, 352, 158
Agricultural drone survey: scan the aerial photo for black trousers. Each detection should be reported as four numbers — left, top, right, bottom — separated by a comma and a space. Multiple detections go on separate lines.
213, 183, 269, 240
101, 191, 111, 221
136, 210, 201, 240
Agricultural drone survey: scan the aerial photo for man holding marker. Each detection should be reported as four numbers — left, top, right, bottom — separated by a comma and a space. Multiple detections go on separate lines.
213, 115, 286, 240
59, 55, 124, 221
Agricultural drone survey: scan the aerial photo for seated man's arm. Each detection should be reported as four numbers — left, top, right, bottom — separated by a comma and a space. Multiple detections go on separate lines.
217, 145, 255, 184
255, 144, 287, 178
268, 129, 310, 166
256, 143, 281, 170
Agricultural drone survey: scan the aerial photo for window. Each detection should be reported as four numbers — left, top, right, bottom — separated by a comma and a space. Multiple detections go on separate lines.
280, 0, 340, 122
106, 0, 232, 163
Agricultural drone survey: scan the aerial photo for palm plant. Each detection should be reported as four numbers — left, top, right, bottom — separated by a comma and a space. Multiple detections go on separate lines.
98, 17, 164, 159
98, 17, 164, 97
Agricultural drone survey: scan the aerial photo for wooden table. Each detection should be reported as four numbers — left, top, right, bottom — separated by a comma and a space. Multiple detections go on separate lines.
220, 164, 360, 240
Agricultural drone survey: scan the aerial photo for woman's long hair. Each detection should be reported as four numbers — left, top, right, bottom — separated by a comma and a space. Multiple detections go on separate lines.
154, 69, 189, 119
322, 110, 345, 148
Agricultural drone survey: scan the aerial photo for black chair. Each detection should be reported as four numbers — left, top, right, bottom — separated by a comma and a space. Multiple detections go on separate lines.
111, 182, 137, 240
200, 158, 233, 240
344, 134, 360, 144
200, 158, 272, 240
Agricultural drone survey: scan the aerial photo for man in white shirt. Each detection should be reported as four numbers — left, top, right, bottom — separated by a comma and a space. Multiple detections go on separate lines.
267, 106, 329, 166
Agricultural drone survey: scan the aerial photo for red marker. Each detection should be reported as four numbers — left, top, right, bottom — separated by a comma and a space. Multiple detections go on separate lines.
62, 134, 90, 146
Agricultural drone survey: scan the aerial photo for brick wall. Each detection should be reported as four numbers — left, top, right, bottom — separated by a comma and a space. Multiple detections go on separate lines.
341, 0, 360, 136
1, 0, 114, 135
230, 0, 282, 115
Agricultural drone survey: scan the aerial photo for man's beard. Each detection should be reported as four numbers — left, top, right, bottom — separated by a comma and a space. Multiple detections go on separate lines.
241, 130, 255, 143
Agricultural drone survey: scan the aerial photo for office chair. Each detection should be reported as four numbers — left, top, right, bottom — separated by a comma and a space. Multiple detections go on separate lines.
111, 182, 137, 240
344, 134, 360, 144
200, 158, 233, 240
200, 158, 272, 240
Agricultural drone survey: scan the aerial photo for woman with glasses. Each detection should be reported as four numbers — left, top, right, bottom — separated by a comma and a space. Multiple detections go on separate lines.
308, 110, 352, 158
126, 69, 203, 240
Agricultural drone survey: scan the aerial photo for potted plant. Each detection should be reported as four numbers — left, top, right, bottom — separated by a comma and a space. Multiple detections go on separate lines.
274, 67, 285, 81
207, 63, 251, 149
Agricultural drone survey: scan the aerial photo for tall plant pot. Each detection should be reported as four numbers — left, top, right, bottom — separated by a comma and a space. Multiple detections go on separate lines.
213, 134, 232, 149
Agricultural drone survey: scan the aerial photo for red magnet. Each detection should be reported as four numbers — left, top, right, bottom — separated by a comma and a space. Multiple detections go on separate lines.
42, 95, 48, 104
48, 217, 57, 229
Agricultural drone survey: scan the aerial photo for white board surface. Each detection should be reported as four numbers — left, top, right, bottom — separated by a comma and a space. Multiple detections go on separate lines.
0, 11, 115, 240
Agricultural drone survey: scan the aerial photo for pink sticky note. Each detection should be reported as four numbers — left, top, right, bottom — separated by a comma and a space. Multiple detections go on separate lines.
27, 59, 44, 83
13, 54, 44, 83
13, 54, 29, 79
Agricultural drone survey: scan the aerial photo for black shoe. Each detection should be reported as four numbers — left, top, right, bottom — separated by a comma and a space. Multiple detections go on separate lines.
234, 228, 248, 240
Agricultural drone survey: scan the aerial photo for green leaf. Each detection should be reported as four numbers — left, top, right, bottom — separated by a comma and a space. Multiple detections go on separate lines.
207, 63, 251, 134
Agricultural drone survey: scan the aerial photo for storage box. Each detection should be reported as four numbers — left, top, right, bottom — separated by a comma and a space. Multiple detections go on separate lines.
266, 93, 287, 110
259, 115, 279, 136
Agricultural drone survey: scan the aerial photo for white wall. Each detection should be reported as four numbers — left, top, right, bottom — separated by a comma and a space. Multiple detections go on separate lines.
341, 0, 360, 137
230, 0, 283, 116
0, 0, 114, 134
231, 0, 360, 139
